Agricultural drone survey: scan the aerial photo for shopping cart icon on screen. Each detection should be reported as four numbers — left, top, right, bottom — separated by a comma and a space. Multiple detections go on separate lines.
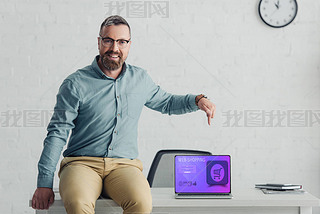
213, 167, 223, 180
206, 161, 228, 185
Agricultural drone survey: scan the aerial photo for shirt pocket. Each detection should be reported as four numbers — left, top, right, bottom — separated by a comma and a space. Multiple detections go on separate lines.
126, 93, 144, 119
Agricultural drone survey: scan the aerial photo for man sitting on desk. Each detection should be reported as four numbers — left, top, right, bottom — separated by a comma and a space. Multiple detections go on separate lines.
31, 15, 216, 214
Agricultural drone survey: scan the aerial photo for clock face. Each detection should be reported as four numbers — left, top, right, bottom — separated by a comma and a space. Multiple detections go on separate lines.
259, 0, 298, 28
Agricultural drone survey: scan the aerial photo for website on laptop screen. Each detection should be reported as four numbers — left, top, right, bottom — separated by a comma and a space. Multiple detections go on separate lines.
175, 155, 231, 194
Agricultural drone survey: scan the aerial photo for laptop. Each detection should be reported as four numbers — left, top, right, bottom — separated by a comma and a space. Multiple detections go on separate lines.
174, 155, 233, 199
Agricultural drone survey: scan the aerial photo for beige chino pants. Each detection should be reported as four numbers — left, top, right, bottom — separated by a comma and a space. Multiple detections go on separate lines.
58, 156, 152, 214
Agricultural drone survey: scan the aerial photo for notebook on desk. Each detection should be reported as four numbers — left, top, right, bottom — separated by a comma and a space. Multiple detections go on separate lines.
174, 155, 233, 199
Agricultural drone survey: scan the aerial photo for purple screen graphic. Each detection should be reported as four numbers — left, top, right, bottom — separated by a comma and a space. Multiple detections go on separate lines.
175, 155, 231, 193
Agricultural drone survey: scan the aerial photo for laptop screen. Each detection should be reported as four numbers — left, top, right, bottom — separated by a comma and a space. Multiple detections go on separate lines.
175, 155, 231, 194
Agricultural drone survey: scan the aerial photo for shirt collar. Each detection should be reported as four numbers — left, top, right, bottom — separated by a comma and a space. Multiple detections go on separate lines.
92, 55, 127, 80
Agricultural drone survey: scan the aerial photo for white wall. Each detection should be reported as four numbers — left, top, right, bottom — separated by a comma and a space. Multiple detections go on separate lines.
0, 0, 319, 213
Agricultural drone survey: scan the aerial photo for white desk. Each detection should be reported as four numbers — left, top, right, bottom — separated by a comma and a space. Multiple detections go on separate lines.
30, 188, 320, 214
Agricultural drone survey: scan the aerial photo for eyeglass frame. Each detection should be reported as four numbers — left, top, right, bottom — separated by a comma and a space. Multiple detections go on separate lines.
99, 35, 131, 49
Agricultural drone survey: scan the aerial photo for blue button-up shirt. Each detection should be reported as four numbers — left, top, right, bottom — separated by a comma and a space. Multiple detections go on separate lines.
37, 56, 199, 188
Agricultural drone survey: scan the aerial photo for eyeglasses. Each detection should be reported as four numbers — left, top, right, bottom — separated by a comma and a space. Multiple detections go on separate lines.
99, 36, 131, 49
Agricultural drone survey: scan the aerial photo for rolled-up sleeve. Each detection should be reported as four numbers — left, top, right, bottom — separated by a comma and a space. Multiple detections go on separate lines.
37, 79, 80, 188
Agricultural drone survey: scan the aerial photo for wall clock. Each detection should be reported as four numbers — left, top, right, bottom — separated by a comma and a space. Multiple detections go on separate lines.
258, 0, 298, 28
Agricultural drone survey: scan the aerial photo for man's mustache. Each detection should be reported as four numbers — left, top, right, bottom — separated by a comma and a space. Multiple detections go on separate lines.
104, 51, 122, 58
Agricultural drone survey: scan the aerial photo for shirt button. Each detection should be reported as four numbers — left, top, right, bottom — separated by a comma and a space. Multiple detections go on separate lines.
117, 96, 119, 99
109, 147, 112, 150
114, 131, 117, 134
117, 113, 120, 117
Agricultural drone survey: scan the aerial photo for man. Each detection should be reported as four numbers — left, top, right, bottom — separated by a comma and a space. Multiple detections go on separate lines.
32, 15, 215, 214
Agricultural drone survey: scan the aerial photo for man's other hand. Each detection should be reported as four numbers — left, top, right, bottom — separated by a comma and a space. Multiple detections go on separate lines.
32, 187, 55, 210
197, 96, 216, 125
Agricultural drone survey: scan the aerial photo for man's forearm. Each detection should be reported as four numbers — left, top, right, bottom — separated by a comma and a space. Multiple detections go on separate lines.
37, 135, 66, 188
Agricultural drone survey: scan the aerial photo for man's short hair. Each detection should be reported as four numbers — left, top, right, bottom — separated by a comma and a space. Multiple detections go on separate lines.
100, 15, 131, 36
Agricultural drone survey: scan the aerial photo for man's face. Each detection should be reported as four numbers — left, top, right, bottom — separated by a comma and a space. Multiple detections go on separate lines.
98, 25, 131, 71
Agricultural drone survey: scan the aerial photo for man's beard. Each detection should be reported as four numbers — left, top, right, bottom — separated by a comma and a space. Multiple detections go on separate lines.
101, 51, 124, 71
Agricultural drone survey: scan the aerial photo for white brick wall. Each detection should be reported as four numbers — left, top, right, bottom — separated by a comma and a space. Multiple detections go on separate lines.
0, 0, 319, 213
